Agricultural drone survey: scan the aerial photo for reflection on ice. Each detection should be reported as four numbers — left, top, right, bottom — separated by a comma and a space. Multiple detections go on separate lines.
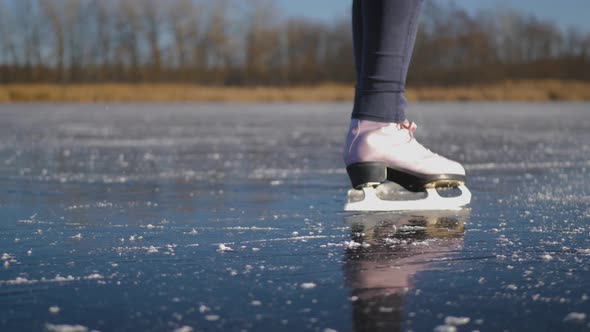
343, 210, 469, 332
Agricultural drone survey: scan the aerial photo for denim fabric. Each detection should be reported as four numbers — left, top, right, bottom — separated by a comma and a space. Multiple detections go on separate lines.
351, 0, 424, 123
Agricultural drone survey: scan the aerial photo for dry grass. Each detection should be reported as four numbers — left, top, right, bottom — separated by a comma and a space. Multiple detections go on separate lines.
1, 80, 589, 103
408, 80, 590, 102
0, 83, 353, 103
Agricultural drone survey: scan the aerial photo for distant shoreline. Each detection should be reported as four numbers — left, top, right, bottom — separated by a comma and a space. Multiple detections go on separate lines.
1, 80, 589, 103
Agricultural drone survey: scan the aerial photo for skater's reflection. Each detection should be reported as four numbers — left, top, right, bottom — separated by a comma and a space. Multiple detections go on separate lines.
343, 210, 469, 332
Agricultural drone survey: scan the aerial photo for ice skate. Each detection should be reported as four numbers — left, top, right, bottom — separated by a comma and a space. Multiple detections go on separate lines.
343, 119, 471, 211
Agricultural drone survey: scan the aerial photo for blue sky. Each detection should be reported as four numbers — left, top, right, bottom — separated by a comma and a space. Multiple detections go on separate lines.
277, 0, 590, 32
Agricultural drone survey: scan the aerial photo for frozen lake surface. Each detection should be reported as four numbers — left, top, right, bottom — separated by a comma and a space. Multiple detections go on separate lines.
1, 102, 589, 332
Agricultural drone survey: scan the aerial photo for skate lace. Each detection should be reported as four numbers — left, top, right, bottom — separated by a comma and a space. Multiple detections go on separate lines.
399, 121, 418, 142
399, 121, 438, 157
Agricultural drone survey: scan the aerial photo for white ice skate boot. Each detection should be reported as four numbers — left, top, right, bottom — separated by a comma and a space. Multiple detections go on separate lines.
343, 119, 471, 211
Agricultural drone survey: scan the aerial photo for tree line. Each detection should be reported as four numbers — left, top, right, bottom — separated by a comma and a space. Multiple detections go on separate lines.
1, 0, 589, 86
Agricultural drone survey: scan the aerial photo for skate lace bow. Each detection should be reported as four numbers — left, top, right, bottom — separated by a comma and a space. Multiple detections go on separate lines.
399, 121, 418, 141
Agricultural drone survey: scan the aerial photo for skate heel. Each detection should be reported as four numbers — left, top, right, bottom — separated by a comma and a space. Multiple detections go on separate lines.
346, 162, 387, 189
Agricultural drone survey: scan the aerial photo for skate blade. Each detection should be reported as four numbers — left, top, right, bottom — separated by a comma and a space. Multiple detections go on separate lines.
344, 184, 471, 212
424, 179, 463, 189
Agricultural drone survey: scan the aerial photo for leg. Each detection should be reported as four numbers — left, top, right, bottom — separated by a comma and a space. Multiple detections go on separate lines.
351, 0, 423, 123
352, 0, 363, 103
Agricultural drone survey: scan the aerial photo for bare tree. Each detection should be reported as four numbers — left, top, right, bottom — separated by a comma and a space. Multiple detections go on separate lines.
117, 0, 142, 82
0, 0, 20, 69
284, 18, 324, 84
89, 0, 114, 81
169, 0, 194, 69
322, 18, 354, 83
7, 0, 43, 80
141, 0, 163, 80
0, 0, 589, 85
40, 0, 67, 82
243, 0, 282, 84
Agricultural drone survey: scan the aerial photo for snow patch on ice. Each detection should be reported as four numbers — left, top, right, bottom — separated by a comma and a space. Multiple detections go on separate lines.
300, 282, 316, 289
433, 325, 457, 332
344, 241, 361, 249
4, 277, 29, 284
2, 253, 16, 265
18, 213, 53, 225
444, 316, 470, 326
145, 224, 164, 229
45, 323, 89, 332
222, 226, 279, 231
541, 254, 553, 261
129, 235, 143, 241
217, 244, 233, 252
1, 273, 108, 285
173, 326, 194, 332
563, 312, 586, 324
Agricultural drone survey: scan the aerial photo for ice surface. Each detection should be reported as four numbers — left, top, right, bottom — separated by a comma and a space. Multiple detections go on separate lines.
1, 103, 589, 331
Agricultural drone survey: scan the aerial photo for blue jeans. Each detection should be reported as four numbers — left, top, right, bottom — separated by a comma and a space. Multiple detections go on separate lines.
351, 0, 424, 123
